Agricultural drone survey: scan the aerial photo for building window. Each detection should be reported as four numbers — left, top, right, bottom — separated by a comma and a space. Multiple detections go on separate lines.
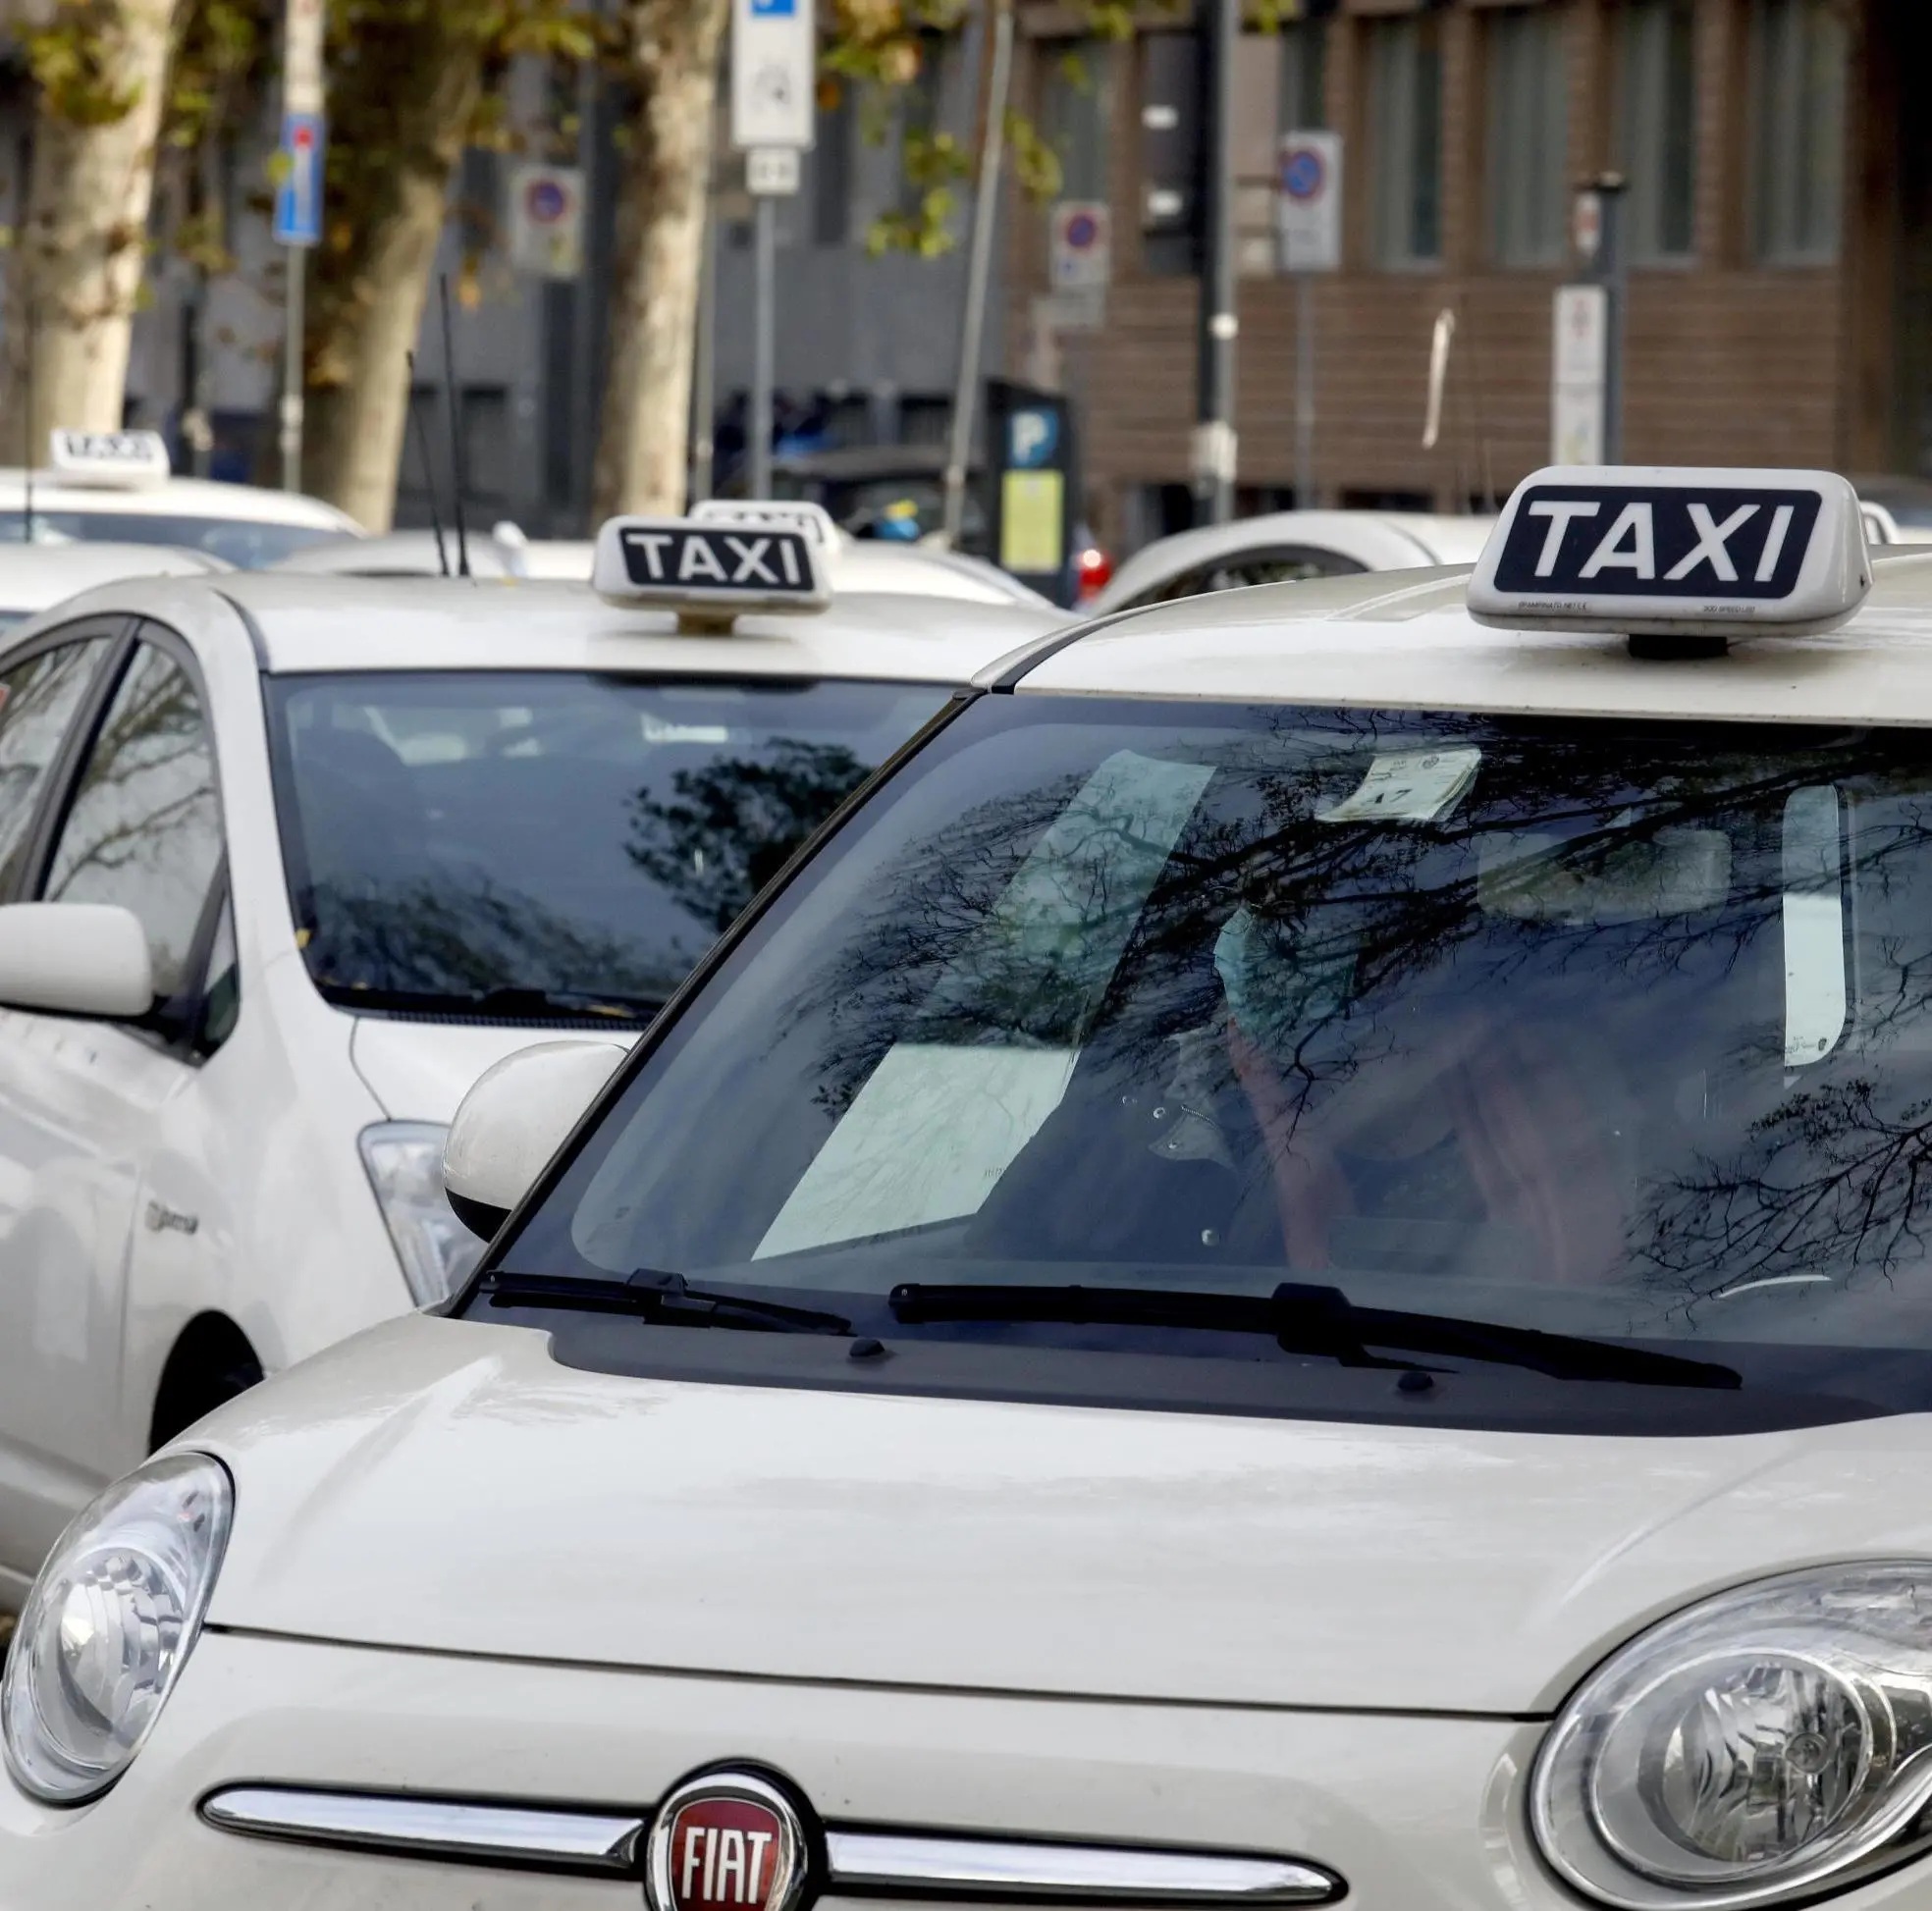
1749, 0, 1847, 262
1280, 20, 1328, 133
1617, 0, 1697, 261
1368, 14, 1442, 266
1487, 6, 1569, 267
1043, 39, 1116, 204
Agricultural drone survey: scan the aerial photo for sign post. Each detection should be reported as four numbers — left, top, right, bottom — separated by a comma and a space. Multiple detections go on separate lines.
1276, 131, 1342, 510
730, 0, 814, 502
273, 0, 325, 494
1551, 284, 1608, 465
1555, 177, 1628, 466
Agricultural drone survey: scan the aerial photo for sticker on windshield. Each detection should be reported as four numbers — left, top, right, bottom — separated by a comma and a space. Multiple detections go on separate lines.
1317, 747, 1481, 824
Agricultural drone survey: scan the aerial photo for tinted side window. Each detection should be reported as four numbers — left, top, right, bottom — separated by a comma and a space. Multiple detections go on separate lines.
0, 639, 107, 895
43, 646, 222, 1000
1135, 546, 1369, 609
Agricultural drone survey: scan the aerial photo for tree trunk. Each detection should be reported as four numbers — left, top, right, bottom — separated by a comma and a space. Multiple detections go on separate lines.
1, 0, 185, 457
592, 0, 728, 521
299, 4, 492, 531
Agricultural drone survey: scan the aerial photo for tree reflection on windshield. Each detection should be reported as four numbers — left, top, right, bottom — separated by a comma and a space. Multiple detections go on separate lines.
532, 699, 1932, 1382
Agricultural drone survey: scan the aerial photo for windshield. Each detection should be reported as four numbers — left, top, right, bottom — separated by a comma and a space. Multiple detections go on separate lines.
267, 671, 950, 1020
0, 511, 339, 568
493, 695, 1932, 1432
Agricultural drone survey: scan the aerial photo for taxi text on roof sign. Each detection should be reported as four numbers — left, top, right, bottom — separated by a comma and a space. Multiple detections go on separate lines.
1468, 466, 1870, 639
46, 429, 171, 489
591, 515, 831, 626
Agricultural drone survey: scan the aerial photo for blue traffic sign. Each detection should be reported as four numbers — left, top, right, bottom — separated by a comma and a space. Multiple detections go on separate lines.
1282, 148, 1325, 201
1008, 408, 1060, 469
273, 110, 326, 247
749, 0, 797, 13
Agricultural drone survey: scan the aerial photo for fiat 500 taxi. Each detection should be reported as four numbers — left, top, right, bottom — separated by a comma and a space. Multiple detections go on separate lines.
13, 469, 1932, 1911
0, 515, 1057, 1601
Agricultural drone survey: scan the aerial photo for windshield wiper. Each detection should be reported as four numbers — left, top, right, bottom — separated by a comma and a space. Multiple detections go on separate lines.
316, 982, 664, 1021
888, 1281, 1741, 1391
479, 1269, 851, 1336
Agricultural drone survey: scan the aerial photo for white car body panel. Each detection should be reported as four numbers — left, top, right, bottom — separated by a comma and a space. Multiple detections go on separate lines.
0, 573, 1056, 1596
0, 1626, 1542, 1911
1092, 510, 1495, 614
188, 1312, 1932, 1716
0, 544, 232, 620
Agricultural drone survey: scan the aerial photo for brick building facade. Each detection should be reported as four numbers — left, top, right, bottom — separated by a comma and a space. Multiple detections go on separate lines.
1008, 0, 1921, 552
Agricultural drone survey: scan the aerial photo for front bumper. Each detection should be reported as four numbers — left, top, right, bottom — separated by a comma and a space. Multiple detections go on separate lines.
0, 1629, 1923, 1911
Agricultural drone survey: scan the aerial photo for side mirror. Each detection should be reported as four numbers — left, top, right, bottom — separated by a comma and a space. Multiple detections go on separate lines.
0, 903, 153, 1019
443, 1039, 628, 1242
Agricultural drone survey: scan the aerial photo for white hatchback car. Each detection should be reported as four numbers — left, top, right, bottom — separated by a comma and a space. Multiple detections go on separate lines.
0, 523, 1057, 1600
13, 468, 1932, 1911
0, 545, 233, 634
2, 431, 360, 569
1091, 507, 1495, 614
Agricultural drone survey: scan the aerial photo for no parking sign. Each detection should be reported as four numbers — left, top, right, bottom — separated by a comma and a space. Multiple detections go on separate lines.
1276, 131, 1343, 274
509, 165, 585, 279
1050, 201, 1112, 292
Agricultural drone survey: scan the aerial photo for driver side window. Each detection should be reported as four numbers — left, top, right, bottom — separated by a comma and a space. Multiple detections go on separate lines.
41, 644, 223, 1004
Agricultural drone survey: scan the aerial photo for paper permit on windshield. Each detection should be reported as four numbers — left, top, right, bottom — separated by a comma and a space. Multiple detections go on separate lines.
1316, 747, 1481, 824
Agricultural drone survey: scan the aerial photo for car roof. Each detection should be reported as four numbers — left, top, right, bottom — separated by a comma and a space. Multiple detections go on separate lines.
0, 541, 233, 611
1007, 549, 1932, 727
272, 528, 1057, 608
0, 470, 361, 532
15, 572, 1065, 680
1092, 510, 1496, 613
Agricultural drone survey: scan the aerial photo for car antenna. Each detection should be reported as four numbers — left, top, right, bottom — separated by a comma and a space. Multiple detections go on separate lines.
404, 350, 451, 577
437, 272, 471, 578
21, 297, 35, 548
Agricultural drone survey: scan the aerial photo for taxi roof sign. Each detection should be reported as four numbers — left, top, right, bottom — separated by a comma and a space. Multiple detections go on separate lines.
47, 429, 171, 490
592, 515, 831, 628
690, 498, 845, 550
1468, 466, 1870, 642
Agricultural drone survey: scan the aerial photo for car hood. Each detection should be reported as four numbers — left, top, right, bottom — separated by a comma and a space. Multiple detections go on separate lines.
349, 1018, 639, 1124
198, 1313, 1932, 1714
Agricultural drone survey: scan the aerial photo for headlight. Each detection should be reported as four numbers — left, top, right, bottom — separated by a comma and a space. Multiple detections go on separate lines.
359, 1121, 485, 1307
3, 1453, 232, 1805
1532, 1564, 1932, 1910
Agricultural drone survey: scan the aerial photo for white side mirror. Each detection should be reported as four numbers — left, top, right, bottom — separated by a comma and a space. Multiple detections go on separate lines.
444, 1039, 627, 1241
0, 903, 153, 1018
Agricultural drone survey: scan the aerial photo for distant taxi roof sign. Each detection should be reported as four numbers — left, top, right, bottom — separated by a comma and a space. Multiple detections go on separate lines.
1468, 466, 1869, 640
47, 429, 171, 489
691, 499, 845, 550
592, 515, 831, 627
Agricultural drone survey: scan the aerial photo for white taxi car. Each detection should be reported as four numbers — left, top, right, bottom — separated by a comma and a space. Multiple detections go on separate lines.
0, 544, 232, 634
0, 517, 1057, 1602
12, 468, 1932, 1911
3, 430, 360, 567
1091, 506, 1495, 613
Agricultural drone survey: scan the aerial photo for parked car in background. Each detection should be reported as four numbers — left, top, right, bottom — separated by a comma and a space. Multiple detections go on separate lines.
0, 432, 360, 568
277, 509, 1056, 608
1091, 509, 1496, 614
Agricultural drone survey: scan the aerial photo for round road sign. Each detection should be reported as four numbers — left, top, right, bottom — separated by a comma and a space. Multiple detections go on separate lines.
1063, 209, 1100, 251
527, 177, 569, 224
1282, 147, 1325, 201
